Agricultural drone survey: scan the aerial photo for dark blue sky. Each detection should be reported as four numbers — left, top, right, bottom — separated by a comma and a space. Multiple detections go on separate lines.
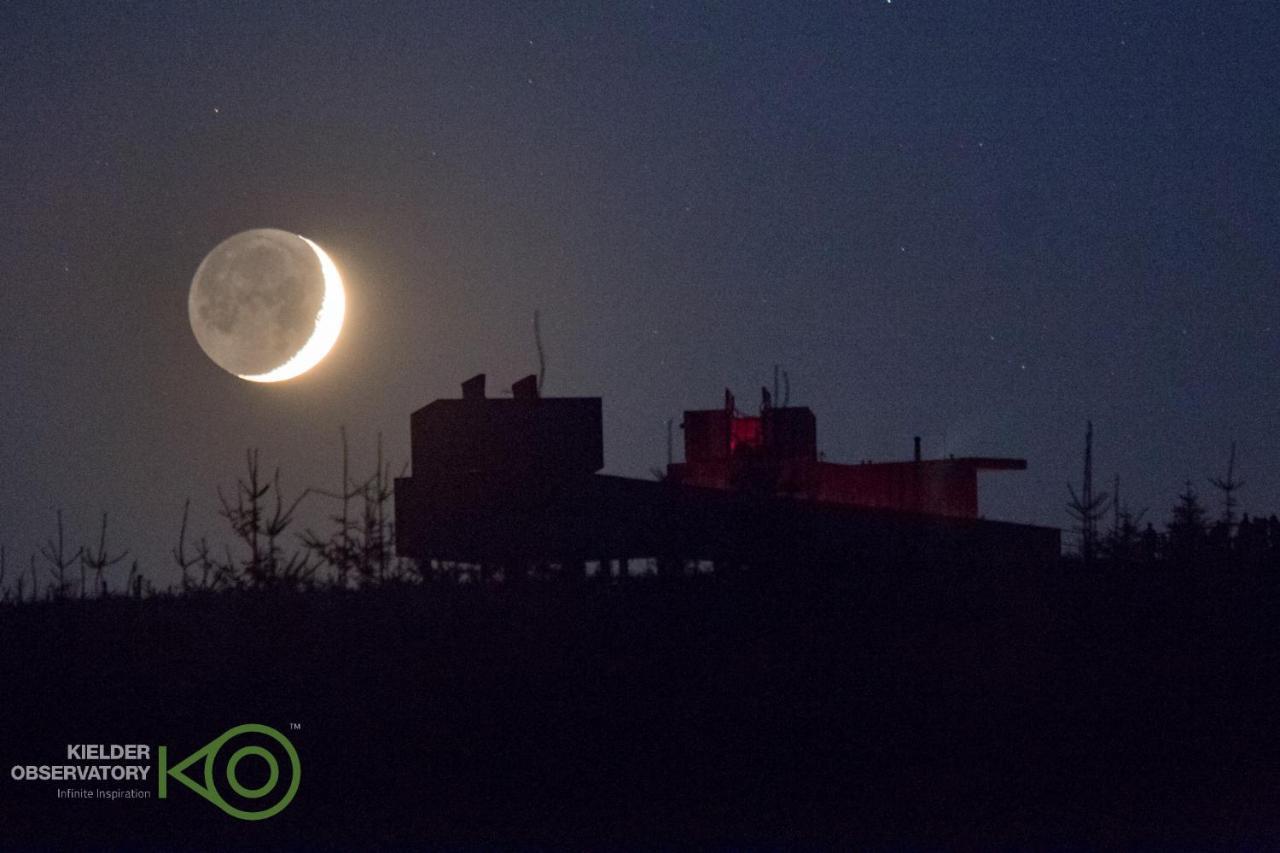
2, 2, 1277, 581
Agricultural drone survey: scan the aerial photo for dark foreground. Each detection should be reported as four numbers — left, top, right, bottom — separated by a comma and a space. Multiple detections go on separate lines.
1, 564, 1278, 847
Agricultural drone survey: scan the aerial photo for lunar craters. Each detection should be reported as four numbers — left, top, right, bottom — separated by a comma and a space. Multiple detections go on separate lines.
189, 229, 325, 377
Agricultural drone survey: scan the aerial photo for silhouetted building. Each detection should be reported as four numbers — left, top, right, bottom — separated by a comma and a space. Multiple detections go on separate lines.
394, 376, 1060, 572
669, 389, 1026, 518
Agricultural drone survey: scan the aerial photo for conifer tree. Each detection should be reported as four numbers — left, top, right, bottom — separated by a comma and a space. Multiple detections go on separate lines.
1167, 480, 1208, 563
1208, 441, 1244, 533
1067, 421, 1110, 563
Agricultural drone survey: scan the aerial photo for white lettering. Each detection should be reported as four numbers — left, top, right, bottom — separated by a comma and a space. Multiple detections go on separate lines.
65, 744, 149, 760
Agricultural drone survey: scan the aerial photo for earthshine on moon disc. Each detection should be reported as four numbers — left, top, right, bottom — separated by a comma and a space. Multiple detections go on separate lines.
188, 229, 346, 382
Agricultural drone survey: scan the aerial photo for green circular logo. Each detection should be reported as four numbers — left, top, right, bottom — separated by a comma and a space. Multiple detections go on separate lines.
160, 723, 301, 821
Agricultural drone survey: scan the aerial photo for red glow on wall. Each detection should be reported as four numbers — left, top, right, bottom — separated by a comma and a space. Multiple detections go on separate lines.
730, 417, 761, 452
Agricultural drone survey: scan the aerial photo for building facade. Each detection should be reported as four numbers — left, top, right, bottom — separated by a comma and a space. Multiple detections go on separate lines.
394, 376, 1060, 572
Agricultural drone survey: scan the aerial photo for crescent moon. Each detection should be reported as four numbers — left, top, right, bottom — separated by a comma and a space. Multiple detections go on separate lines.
238, 236, 346, 383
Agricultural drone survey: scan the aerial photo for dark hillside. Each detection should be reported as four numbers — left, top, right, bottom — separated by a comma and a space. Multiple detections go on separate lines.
2, 565, 1278, 846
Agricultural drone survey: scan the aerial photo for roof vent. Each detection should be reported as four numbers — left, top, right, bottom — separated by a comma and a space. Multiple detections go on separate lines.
461, 374, 486, 400
512, 374, 539, 400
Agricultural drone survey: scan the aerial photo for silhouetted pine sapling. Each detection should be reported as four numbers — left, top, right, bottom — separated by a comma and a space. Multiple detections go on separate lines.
81, 512, 128, 598
348, 433, 415, 584
356, 433, 394, 583
1102, 476, 1147, 565
38, 509, 81, 600
1166, 480, 1209, 563
1234, 514, 1274, 570
217, 449, 314, 590
24, 556, 37, 602
1234, 513, 1254, 555
1066, 421, 1110, 563
301, 427, 362, 588
173, 498, 233, 593
303, 429, 415, 588
1208, 441, 1245, 533
124, 560, 151, 599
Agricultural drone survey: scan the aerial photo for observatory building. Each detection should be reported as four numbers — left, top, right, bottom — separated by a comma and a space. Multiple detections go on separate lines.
394, 375, 1060, 572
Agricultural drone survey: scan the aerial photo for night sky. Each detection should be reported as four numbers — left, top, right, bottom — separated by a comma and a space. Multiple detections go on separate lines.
3, 2, 1277, 584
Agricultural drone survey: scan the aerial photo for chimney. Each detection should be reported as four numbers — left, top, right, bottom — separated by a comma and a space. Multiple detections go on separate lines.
461, 374, 486, 400
913, 436, 922, 462
512, 374, 539, 400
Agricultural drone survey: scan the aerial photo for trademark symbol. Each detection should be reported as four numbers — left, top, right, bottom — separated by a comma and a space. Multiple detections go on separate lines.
289, 723, 302, 731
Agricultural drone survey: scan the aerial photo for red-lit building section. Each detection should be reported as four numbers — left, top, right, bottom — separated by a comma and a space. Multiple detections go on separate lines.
666, 390, 1026, 519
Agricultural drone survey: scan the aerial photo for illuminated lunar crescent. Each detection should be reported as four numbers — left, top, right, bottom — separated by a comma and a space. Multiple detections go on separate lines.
188, 229, 346, 382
